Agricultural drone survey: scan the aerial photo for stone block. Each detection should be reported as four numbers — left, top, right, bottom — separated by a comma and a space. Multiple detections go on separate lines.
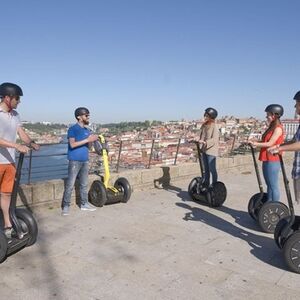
32, 182, 55, 204
17, 184, 33, 207
178, 163, 199, 177
226, 157, 235, 168
88, 174, 100, 185
115, 170, 142, 187
217, 158, 226, 170
141, 168, 163, 184
53, 179, 65, 200
168, 165, 180, 179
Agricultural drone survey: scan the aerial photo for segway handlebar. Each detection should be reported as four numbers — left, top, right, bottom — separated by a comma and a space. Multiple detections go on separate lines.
94, 138, 109, 156
278, 154, 295, 221
12, 146, 36, 204
10, 152, 26, 239
10, 146, 37, 239
86, 128, 109, 156
242, 142, 264, 193
188, 140, 205, 177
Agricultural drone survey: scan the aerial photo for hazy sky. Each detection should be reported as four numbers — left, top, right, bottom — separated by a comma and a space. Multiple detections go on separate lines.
2, 0, 300, 123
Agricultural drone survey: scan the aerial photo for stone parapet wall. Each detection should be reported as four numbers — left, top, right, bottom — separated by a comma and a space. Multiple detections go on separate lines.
17, 152, 293, 208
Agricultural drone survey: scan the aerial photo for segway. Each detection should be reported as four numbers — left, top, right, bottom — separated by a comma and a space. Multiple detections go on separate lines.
88, 135, 131, 207
188, 141, 227, 207
274, 154, 300, 273
247, 144, 289, 233
0, 152, 38, 263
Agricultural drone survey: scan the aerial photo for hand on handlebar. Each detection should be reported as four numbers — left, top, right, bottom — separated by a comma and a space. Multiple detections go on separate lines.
188, 138, 198, 143
16, 144, 30, 154
30, 142, 40, 151
247, 140, 257, 148
267, 145, 280, 154
88, 134, 99, 143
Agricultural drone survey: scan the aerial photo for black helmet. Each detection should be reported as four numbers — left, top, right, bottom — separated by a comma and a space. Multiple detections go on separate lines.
205, 107, 218, 119
0, 82, 23, 97
74, 107, 90, 119
293, 91, 300, 101
265, 104, 284, 117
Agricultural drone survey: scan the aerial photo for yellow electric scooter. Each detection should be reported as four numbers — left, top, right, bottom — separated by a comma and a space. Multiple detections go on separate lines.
88, 135, 131, 206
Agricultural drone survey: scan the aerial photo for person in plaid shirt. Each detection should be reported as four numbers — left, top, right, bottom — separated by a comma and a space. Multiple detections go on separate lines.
268, 91, 300, 204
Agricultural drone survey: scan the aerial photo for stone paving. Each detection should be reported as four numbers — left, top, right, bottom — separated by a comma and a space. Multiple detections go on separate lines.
1, 164, 300, 300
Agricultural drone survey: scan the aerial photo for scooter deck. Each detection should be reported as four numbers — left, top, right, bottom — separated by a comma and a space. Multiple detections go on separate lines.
106, 189, 124, 204
6, 234, 30, 255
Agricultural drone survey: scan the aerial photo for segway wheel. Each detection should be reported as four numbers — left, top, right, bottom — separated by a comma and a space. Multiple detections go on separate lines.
188, 177, 206, 201
274, 217, 289, 249
283, 230, 300, 274
114, 177, 132, 203
88, 180, 107, 207
210, 181, 227, 207
15, 208, 38, 247
258, 202, 289, 234
248, 193, 268, 220
0, 231, 8, 263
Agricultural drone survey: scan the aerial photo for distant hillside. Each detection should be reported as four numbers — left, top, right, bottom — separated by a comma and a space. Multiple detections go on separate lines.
96, 120, 163, 134
22, 122, 68, 135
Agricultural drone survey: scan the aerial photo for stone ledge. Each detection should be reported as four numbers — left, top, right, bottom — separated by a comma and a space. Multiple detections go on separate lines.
16, 153, 285, 208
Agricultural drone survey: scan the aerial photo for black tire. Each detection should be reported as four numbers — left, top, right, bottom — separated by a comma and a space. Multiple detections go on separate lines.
258, 202, 289, 234
275, 216, 300, 249
210, 181, 227, 207
248, 193, 268, 220
15, 208, 38, 247
188, 177, 206, 201
274, 217, 289, 249
0, 231, 8, 263
283, 231, 300, 273
114, 177, 132, 203
188, 177, 198, 200
89, 180, 107, 207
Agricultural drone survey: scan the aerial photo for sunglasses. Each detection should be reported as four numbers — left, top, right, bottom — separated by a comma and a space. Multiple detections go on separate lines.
10, 95, 20, 102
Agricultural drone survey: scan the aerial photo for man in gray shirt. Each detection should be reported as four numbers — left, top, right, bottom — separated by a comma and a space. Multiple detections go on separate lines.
0, 82, 39, 238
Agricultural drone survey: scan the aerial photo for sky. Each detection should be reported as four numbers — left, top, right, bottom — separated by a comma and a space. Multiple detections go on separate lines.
2, 0, 300, 124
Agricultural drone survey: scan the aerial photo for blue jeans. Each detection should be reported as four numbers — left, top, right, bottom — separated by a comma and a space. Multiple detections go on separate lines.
62, 160, 89, 208
202, 153, 218, 185
262, 161, 280, 202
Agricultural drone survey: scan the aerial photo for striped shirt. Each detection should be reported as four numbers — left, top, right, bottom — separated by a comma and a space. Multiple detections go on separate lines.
292, 125, 300, 179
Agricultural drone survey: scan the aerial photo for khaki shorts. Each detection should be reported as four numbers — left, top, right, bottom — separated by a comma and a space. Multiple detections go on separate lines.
0, 164, 16, 193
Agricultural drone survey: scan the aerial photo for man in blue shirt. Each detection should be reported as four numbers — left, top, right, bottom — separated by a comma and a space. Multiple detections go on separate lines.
61, 107, 98, 215
268, 91, 300, 204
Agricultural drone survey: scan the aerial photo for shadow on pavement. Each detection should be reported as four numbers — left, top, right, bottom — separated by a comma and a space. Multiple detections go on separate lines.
9, 213, 65, 299
176, 201, 287, 271
156, 174, 264, 232
154, 166, 182, 193
216, 205, 262, 232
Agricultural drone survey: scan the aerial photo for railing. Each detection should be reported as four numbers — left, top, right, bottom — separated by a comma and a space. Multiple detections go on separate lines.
19, 136, 248, 184
19, 142, 69, 184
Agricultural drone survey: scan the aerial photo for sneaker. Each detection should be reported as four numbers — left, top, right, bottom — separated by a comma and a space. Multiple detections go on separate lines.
61, 206, 70, 216
4, 227, 14, 239
80, 203, 96, 211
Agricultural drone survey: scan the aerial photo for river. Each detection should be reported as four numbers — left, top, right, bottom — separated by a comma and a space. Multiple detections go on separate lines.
20, 142, 69, 184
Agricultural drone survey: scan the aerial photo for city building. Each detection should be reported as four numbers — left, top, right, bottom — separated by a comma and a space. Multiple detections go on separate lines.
282, 119, 299, 140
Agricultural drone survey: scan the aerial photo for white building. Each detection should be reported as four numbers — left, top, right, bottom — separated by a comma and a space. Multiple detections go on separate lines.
282, 119, 299, 141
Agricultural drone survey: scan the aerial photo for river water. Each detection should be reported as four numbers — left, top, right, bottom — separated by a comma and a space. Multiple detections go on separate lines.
19, 143, 69, 184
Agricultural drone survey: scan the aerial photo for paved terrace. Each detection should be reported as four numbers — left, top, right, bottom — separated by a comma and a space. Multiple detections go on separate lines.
1, 163, 300, 300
